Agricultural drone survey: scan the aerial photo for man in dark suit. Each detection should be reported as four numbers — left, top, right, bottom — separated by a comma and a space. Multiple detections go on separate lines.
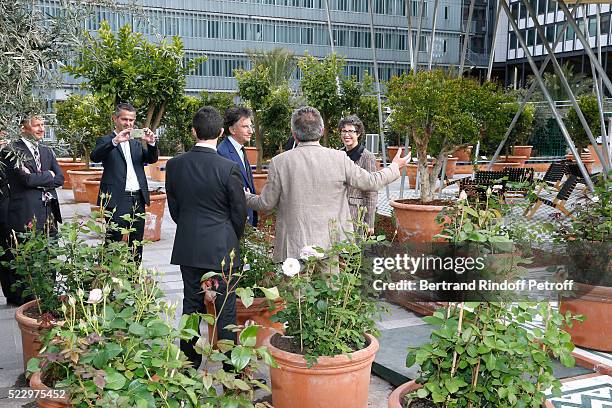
165, 106, 247, 369
90, 103, 158, 264
218, 107, 257, 227
2, 116, 64, 305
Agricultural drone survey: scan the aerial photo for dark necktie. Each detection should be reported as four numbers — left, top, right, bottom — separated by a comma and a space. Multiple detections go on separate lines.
241, 147, 253, 190
32, 144, 41, 172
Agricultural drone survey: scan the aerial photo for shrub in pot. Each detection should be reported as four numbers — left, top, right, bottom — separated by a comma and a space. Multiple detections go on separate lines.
267, 225, 382, 408
552, 173, 612, 351
28, 266, 277, 407
386, 71, 507, 242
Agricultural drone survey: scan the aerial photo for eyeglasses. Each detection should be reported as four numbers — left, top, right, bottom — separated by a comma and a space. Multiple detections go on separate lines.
341, 130, 358, 135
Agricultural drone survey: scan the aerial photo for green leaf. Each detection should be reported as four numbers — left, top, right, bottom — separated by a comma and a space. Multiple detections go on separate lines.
231, 346, 253, 371
234, 379, 251, 391
416, 388, 429, 399
405, 352, 416, 368
259, 286, 280, 301
129, 322, 146, 336
236, 287, 254, 309
422, 315, 444, 326
104, 369, 127, 390
239, 325, 258, 347
26, 358, 41, 374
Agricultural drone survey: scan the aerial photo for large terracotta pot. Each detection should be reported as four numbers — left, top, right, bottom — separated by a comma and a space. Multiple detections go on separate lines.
587, 144, 603, 166
500, 155, 527, 166
559, 283, 612, 352
387, 146, 401, 159
205, 297, 284, 347
56, 160, 86, 189
390, 199, 447, 243
30, 371, 71, 407
149, 156, 172, 182
252, 171, 268, 193
388, 380, 422, 408
490, 162, 520, 171
566, 153, 596, 173
15, 300, 45, 371
144, 191, 167, 242
244, 146, 258, 166
405, 164, 433, 189
83, 176, 102, 206
266, 333, 379, 408
453, 145, 473, 162
67, 170, 103, 203
512, 145, 533, 158
445, 157, 459, 179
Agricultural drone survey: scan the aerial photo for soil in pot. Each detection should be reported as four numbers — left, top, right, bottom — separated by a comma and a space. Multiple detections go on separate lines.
404, 399, 438, 408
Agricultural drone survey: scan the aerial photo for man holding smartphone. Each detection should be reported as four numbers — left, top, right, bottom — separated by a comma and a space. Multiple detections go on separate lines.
90, 103, 158, 263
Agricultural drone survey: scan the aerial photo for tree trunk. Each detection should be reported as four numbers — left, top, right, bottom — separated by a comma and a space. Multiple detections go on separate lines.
151, 102, 167, 132
322, 116, 329, 147
144, 103, 156, 129
253, 113, 263, 172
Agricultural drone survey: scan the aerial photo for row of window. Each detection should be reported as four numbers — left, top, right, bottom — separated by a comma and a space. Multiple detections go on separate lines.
214, 0, 438, 17
185, 53, 426, 81
39, 3, 462, 51
508, 14, 611, 49
509, 0, 610, 21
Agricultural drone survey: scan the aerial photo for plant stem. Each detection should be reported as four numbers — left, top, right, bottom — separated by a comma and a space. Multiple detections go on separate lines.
450, 302, 464, 377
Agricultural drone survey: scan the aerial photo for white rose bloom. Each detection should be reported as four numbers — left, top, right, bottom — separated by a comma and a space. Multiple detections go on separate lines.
282, 258, 301, 277
458, 190, 468, 201
299, 245, 324, 260
87, 288, 103, 304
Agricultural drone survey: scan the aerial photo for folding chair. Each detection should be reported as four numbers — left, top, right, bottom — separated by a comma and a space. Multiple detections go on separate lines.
503, 167, 535, 199
523, 175, 578, 219
534, 162, 567, 194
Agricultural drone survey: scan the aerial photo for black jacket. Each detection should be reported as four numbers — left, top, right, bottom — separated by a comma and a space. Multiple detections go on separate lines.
90, 133, 158, 207
4, 139, 64, 232
165, 146, 247, 270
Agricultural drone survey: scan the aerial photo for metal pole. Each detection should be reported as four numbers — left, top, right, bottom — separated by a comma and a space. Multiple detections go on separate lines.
523, 0, 608, 170
428, 0, 440, 70
487, 0, 502, 81
323, 0, 335, 54
595, 5, 610, 169
474, 141, 480, 176
368, 0, 390, 199
488, 4, 579, 169
414, 0, 426, 71
500, 0, 594, 191
406, 0, 416, 72
438, 157, 447, 199
558, 0, 612, 96
459, 0, 476, 75
399, 134, 411, 198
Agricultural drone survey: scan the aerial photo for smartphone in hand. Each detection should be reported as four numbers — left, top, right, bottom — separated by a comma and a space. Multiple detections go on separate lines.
131, 129, 145, 139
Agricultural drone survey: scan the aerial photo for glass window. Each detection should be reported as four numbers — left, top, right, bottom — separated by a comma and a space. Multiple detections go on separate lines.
208, 20, 220, 38
538, 0, 546, 14
333, 29, 348, 46
527, 28, 535, 46
566, 24, 574, 41
519, 3, 526, 19
301, 27, 313, 44
547, 0, 555, 13
443, 39, 447, 52
589, 17, 597, 36
374, 0, 385, 13
375, 32, 384, 48
444, 5, 449, 19
536, 28, 543, 44
352, 0, 368, 12
510, 31, 517, 49
601, 14, 610, 36
511, 3, 519, 19
545, 24, 555, 42
419, 35, 427, 51
411, 0, 427, 17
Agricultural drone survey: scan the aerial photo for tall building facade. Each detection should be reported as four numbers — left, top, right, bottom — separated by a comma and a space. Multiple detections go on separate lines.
492, 1, 612, 88
37, 0, 492, 94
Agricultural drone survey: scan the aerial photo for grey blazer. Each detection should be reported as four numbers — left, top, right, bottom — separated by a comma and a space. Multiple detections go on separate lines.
246, 141, 400, 262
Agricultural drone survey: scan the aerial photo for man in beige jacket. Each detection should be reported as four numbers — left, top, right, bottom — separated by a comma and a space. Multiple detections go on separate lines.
246, 106, 410, 262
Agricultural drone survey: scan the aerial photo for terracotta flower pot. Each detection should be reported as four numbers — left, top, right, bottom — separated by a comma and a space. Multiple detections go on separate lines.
266, 333, 379, 408
29, 371, 71, 407
205, 297, 284, 347
56, 160, 86, 189
445, 157, 459, 179
490, 162, 520, 171
405, 164, 434, 189
149, 156, 172, 182
388, 380, 422, 408
566, 153, 596, 173
390, 199, 446, 243
15, 300, 46, 371
559, 282, 612, 352
387, 146, 401, 159
512, 145, 533, 159
252, 171, 268, 193
67, 170, 103, 203
453, 145, 473, 162
83, 176, 102, 206
143, 191, 167, 242
244, 146, 258, 166
500, 155, 527, 166
587, 144, 602, 166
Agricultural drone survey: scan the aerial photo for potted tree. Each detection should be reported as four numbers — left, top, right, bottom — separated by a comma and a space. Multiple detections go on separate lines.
265, 226, 381, 408
554, 173, 611, 351
55, 93, 109, 199
386, 70, 493, 242
566, 94, 601, 172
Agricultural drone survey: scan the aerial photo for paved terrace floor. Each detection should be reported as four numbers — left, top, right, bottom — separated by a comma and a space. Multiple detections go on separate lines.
0, 166, 608, 407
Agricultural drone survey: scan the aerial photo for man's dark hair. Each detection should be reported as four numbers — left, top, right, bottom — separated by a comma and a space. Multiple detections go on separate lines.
114, 103, 136, 116
224, 107, 252, 131
193, 106, 223, 141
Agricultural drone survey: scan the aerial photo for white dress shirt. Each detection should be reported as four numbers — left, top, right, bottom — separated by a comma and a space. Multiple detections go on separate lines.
112, 132, 140, 192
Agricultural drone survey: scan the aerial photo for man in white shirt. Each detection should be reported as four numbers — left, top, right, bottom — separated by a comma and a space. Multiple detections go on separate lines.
90, 103, 158, 263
